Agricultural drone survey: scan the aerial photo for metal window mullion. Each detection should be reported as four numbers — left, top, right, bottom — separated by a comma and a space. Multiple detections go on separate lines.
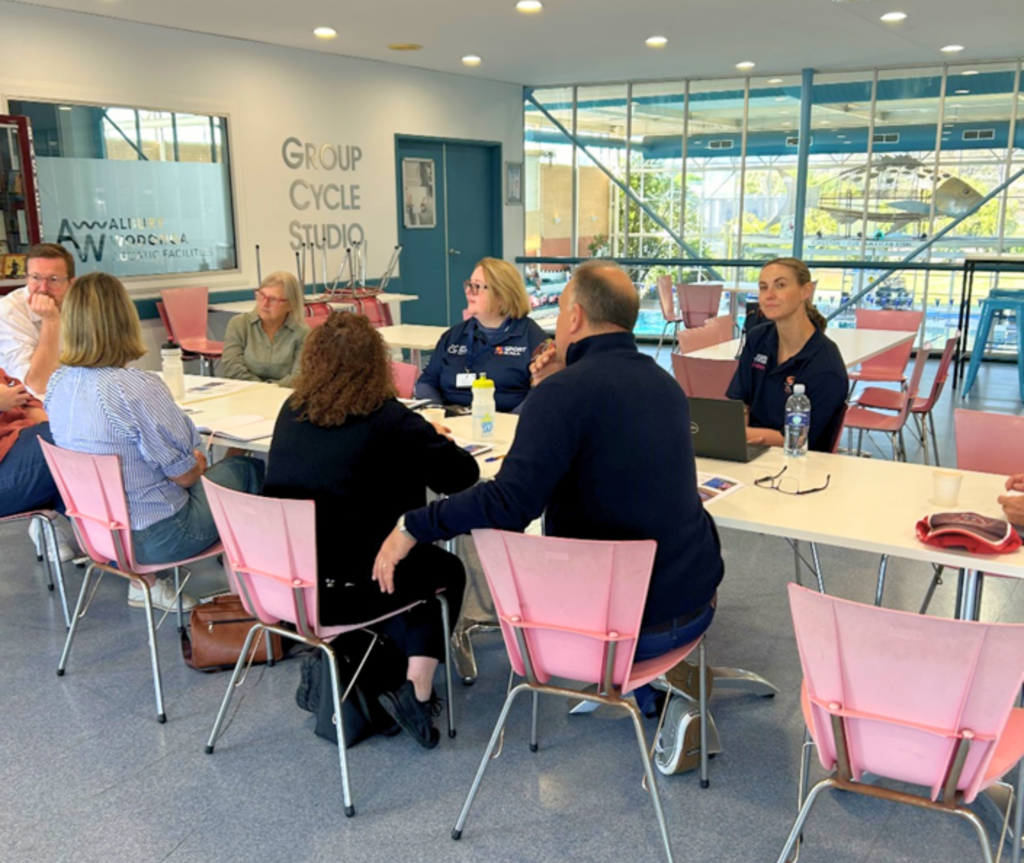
625, 83, 633, 254
571, 86, 579, 257
921, 66, 949, 346
792, 68, 815, 258
171, 113, 180, 162
996, 61, 1021, 257
680, 79, 690, 281
857, 71, 879, 302
735, 76, 750, 305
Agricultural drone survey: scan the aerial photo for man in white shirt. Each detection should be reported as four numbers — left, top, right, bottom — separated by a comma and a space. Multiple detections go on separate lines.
0, 244, 76, 396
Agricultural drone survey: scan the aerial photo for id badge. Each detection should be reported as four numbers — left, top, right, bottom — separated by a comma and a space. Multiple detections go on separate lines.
456, 372, 476, 389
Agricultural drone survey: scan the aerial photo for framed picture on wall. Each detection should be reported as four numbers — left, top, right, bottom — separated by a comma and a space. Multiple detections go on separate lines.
402, 157, 437, 229
506, 161, 523, 205
1, 254, 27, 279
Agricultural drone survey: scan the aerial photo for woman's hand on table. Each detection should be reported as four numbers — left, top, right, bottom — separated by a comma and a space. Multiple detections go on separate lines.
373, 528, 416, 594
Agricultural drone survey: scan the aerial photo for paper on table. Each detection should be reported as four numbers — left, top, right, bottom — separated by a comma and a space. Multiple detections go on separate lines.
194, 414, 276, 442
697, 472, 744, 506
178, 378, 258, 404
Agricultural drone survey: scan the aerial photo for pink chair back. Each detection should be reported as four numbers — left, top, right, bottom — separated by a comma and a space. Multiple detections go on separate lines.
472, 529, 657, 688
671, 354, 738, 400
156, 301, 176, 343
678, 283, 723, 329
788, 583, 1024, 803
355, 296, 391, 328
915, 333, 959, 413
160, 286, 211, 342
392, 361, 420, 399
203, 479, 340, 640
304, 302, 332, 329
702, 314, 735, 344
655, 275, 679, 323
853, 308, 923, 380
905, 341, 932, 402
954, 409, 1024, 475
676, 324, 722, 355
38, 440, 137, 570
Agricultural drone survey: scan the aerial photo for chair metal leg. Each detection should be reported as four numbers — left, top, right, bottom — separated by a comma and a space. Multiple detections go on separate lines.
928, 411, 942, 467
710, 666, 780, 697
136, 579, 168, 723
173, 566, 184, 634
625, 700, 676, 863
955, 807, 997, 863
323, 642, 357, 817
698, 638, 709, 789
655, 321, 670, 361
40, 515, 71, 628
920, 565, 944, 615
809, 543, 826, 594
57, 563, 94, 676
874, 554, 889, 607
792, 539, 803, 587
775, 777, 837, 863
857, 429, 864, 457
530, 691, 539, 753
452, 682, 530, 840
206, 622, 262, 753
786, 730, 816, 863
438, 593, 456, 739
1012, 754, 1023, 863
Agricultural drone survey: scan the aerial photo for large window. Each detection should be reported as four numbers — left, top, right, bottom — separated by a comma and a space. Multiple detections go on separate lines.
8, 99, 237, 278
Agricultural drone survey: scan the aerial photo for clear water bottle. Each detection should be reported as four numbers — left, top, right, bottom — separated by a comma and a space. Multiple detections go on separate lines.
471, 374, 495, 441
161, 341, 186, 401
784, 384, 811, 457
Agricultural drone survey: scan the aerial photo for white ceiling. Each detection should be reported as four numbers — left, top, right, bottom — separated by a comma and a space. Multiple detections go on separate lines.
11, 0, 1024, 87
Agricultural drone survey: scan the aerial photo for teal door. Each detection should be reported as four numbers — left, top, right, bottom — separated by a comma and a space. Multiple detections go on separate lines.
396, 137, 502, 326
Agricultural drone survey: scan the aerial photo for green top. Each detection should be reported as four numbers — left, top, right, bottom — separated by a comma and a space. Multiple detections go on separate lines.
220, 312, 308, 387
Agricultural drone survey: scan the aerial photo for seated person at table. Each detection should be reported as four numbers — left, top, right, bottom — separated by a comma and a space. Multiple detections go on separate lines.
264, 312, 479, 749
377, 261, 724, 771
0, 243, 76, 396
414, 257, 548, 413
221, 271, 308, 386
727, 257, 848, 452
45, 272, 264, 611
999, 475, 1024, 527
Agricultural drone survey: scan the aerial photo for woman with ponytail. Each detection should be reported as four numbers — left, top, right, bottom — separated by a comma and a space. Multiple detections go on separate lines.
727, 258, 848, 452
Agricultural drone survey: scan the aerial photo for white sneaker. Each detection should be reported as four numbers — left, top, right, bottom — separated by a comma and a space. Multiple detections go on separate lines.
28, 518, 76, 563
127, 578, 197, 612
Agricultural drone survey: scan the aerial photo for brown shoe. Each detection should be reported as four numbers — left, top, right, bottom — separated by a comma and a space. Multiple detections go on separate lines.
654, 698, 703, 775
663, 660, 713, 702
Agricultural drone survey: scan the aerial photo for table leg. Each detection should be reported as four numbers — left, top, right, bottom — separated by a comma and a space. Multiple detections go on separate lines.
410, 348, 422, 368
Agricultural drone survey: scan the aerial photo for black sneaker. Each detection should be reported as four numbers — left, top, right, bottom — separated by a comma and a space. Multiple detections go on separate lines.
378, 681, 440, 749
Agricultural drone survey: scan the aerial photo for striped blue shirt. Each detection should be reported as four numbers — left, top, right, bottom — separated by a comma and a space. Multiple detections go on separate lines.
45, 366, 201, 531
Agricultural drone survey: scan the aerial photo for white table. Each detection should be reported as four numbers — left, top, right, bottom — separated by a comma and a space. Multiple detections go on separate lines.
378, 324, 448, 366
176, 375, 290, 453
444, 413, 518, 481
686, 328, 916, 369
210, 292, 419, 323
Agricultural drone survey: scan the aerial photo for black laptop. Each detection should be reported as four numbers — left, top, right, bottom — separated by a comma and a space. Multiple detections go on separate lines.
688, 397, 770, 463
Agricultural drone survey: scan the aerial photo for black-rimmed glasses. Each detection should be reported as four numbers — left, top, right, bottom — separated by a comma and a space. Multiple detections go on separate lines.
463, 280, 489, 296
754, 465, 831, 496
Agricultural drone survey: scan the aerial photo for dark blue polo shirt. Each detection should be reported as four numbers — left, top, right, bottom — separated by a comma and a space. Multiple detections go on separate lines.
415, 316, 549, 413
727, 322, 848, 453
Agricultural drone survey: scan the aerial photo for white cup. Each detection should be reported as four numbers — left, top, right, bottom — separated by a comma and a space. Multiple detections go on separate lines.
420, 407, 446, 426
933, 470, 963, 508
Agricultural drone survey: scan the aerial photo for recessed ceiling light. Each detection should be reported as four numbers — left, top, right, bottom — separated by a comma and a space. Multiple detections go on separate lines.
962, 69, 980, 75
837, 134, 846, 138
313, 26, 337, 39
58, 105, 73, 111
941, 44, 965, 53
955, 89, 970, 94
880, 11, 907, 21
775, 96, 786, 101
462, 54, 482, 66
820, 120, 831, 125
388, 43, 422, 50
646, 35, 668, 48
516, 0, 544, 10
736, 61, 756, 70
767, 78, 784, 85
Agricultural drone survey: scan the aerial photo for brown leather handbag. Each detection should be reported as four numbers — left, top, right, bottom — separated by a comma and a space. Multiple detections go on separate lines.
181, 594, 284, 672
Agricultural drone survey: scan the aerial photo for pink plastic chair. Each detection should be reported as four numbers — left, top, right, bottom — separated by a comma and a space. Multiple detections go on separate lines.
848, 308, 923, 392
655, 275, 686, 360
777, 584, 1024, 863
702, 314, 735, 345
391, 361, 420, 399
843, 342, 931, 461
201, 479, 456, 817
0, 509, 71, 627
671, 354, 738, 400
856, 333, 959, 466
38, 440, 219, 723
354, 296, 392, 328
156, 300, 199, 362
955, 409, 1024, 476
303, 301, 332, 329
160, 286, 224, 375
678, 283, 724, 330
451, 530, 711, 861
677, 321, 726, 355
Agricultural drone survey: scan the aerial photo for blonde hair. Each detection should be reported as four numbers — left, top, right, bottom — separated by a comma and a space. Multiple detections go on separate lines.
761, 257, 827, 332
60, 272, 146, 368
258, 270, 307, 327
476, 258, 531, 319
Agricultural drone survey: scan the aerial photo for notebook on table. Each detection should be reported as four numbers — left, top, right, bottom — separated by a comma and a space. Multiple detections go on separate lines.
688, 397, 770, 463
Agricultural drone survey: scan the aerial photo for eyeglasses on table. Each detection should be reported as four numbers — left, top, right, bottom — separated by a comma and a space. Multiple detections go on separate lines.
754, 465, 831, 496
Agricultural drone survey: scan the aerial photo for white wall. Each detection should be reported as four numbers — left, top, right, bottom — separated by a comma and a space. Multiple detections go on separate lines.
0, 1, 525, 297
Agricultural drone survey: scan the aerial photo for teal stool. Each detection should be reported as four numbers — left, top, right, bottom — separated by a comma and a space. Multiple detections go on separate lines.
961, 288, 1024, 399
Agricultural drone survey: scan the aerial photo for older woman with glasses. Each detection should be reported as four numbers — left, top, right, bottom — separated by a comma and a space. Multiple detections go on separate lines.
220, 271, 309, 386
414, 258, 548, 413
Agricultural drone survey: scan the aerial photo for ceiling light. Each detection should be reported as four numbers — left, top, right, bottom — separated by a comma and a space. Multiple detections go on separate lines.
880, 11, 907, 21
941, 44, 965, 53
837, 134, 846, 138
516, 0, 544, 10
646, 36, 668, 48
962, 69, 980, 75
388, 43, 422, 50
767, 78, 783, 84
735, 61, 756, 70
58, 105, 73, 111
820, 120, 831, 125
775, 97, 786, 101
313, 26, 337, 39
462, 55, 482, 66
955, 89, 970, 94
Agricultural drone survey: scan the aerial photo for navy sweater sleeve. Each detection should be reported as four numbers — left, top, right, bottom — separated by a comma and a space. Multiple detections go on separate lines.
413, 328, 452, 404
803, 367, 849, 452
404, 374, 579, 541
396, 406, 481, 494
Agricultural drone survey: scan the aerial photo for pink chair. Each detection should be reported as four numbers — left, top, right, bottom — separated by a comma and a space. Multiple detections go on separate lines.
304, 301, 332, 329
156, 300, 199, 362
451, 530, 711, 861
702, 314, 735, 345
671, 354, 738, 400
848, 308, 923, 393
38, 440, 219, 723
0, 509, 71, 628
777, 584, 1024, 863
391, 361, 420, 399
354, 295, 392, 328
160, 286, 224, 375
201, 479, 456, 817
843, 343, 931, 461
678, 283, 724, 329
655, 275, 685, 360
677, 321, 726, 355
855, 333, 959, 466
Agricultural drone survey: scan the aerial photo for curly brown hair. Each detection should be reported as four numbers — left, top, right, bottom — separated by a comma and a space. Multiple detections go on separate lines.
289, 312, 395, 427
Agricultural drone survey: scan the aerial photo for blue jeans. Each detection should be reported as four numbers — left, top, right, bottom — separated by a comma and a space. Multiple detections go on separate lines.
632, 602, 716, 717
0, 424, 64, 517
132, 456, 264, 566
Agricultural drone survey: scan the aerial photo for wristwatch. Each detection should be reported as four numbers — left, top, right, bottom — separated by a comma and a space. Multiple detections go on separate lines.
396, 514, 415, 542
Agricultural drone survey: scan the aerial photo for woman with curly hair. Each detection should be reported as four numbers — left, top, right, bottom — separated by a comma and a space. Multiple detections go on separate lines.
263, 312, 479, 749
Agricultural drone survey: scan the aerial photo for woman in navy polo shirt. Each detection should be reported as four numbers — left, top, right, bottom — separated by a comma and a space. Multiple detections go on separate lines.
415, 258, 548, 413
727, 258, 848, 452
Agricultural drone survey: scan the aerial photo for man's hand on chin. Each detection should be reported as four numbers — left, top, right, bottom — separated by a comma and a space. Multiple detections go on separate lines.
373, 527, 416, 594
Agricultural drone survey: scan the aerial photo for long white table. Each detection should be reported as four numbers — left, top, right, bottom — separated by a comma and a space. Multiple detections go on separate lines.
378, 324, 448, 366
686, 327, 916, 369
210, 291, 419, 321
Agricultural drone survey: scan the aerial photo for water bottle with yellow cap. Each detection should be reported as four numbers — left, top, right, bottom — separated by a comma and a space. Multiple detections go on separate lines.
471, 374, 495, 441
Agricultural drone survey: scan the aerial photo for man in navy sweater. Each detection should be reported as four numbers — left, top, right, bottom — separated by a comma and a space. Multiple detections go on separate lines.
374, 262, 724, 762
